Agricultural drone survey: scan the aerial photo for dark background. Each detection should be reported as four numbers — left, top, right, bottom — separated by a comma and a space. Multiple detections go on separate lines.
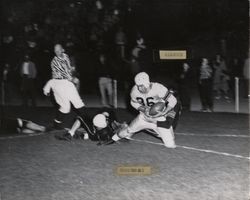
0, 0, 249, 93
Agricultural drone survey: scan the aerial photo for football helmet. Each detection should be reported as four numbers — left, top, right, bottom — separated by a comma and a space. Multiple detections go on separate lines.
134, 72, 150, 88
93, 114, 107, 129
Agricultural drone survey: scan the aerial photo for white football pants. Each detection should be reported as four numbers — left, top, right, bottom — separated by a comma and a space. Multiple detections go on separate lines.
43, 79, 84, 113
112, 113, 176, 148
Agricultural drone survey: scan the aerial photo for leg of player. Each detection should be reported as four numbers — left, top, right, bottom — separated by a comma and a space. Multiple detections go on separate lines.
157, 127, 176, 148
26, 121, 46, 132
68, 118, 81, 136
110, 114, 155, 143
68, 118, 89, 140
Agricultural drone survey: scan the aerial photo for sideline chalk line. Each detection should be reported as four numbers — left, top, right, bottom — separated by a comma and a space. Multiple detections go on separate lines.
176, 132, 249, 138
1, 130, 249, 160
129, 138, 250, 160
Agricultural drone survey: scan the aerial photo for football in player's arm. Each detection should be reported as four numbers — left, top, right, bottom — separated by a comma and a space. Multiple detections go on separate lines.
109, 72, 181, 148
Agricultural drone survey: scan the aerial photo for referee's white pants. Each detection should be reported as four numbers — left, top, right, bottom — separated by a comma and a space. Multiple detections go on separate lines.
114, 113, 175, 148
51, 79, 84, 113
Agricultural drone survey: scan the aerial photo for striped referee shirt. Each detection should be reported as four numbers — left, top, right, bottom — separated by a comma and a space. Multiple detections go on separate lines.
51, 53, 72, 80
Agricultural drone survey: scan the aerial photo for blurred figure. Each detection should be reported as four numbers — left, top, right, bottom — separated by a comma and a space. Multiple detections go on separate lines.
115, 26, 127, 59
213, 54, 230, 100
1, 63, 11, 105
178, 62, 192, 111
70, 56, 80, 92
228, 58, 242, 98
97, 53, 114, 107
243, 56, 250, 98
20, 54, 37, 107
131, 33, 146, 59
199, 58, 213, 112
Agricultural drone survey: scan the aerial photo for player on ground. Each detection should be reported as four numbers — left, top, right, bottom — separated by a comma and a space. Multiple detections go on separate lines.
0, 117, 46, 134
55, 110, 128, 145
106, 72, 181, 148
43, 44, 91, 135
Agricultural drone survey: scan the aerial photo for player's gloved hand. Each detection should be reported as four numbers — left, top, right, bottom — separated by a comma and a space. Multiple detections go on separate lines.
138, 106, 152, 118
138, 106, 149, 113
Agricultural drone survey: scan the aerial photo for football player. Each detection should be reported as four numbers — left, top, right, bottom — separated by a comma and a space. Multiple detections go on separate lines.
55, 110, 128, 145
108, 72, 181, 148
0, 117, 46, 134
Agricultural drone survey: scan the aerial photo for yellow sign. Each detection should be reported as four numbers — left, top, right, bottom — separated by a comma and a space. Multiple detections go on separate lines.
116, 165, 152, 176
159, 50, 187, 60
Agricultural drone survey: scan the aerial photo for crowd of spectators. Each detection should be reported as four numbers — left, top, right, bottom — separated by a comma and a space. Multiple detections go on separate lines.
0, 0, 249, 109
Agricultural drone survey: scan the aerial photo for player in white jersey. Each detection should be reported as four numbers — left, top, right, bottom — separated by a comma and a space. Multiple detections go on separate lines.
106, 72, 180, 148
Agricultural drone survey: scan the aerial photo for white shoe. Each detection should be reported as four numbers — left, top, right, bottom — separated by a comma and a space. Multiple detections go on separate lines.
164, 143, 177, 148
83, 133, 89, 140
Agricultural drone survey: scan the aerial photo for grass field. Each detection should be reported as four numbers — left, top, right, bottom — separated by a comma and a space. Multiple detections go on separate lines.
0, 106, 249, 200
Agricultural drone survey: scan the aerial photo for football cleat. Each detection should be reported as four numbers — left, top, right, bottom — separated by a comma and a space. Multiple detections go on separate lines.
102, 139, 116, 145
83, 133, 89, 140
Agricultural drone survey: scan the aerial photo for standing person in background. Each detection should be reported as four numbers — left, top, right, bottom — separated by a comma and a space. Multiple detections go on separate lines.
96, 53, 114, 107
213, 54, 230, 100
199, 58, 214, 112
43, 44, 91, 135
178, 62, 192, 111
2, 63, 11, 105
70, 56, 81, 92
243, 55, 250, 98
115, 26, 127, 59
20, 54, 37, 107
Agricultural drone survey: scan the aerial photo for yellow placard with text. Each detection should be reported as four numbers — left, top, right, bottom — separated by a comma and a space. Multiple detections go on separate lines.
159, 50, 187, 60
116, 165, 153, 176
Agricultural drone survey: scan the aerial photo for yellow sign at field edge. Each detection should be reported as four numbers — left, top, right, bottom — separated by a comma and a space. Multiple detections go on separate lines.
159, 50, 187, 60
116, 165, 153, 176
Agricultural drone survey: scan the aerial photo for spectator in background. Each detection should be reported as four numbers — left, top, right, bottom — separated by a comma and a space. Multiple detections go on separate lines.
131, 33, 146, 59
123, 55, 141, 112
115, 26, 127, 59
1, 63, 11, 105
96, 53, 114, 107
178, 62, 192, 111
213, 54, 230, 100
20, 54, 37, 107
66, 55, 80, 92
71, 66, 81, 92
243, 55, 250, 98
199, 58, 213, 112
228, 58, 242, 98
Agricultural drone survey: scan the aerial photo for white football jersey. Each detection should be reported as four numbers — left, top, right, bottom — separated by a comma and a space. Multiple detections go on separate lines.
130, 82, 169, 109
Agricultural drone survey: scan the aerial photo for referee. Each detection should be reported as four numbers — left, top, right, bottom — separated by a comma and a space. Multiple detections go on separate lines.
43, 44, 92, 137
